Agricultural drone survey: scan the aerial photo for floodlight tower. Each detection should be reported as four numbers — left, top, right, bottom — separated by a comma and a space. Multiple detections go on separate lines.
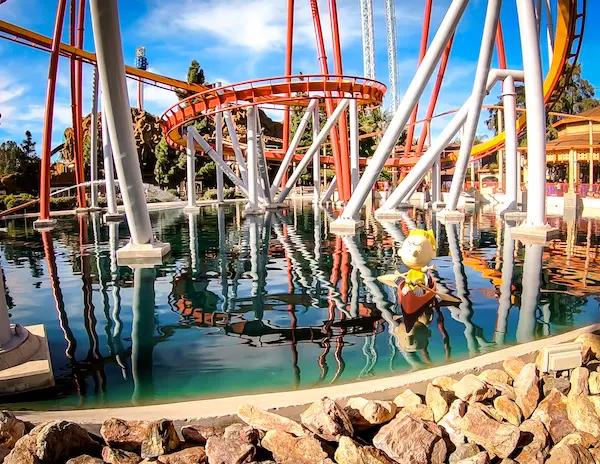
134, 46, 148, 111
385, 0, 399, 110
360, 0, 375, 79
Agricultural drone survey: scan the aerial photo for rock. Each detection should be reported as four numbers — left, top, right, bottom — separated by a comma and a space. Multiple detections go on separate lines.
449, 443, 480, 463
6, 421, 100, 464
493, 396, 522, 426
542, 376, 571, 397
373, 414, 447, 463
470, 402, 504, 423
590, 448, 600, 464
102, 447, 143, 464
101, 419, 152, 452
576, 333, 600, 362
223, 424, 260, 444
300, 397, 353, 442
181, 425, 223, 445
344, 398, 396, 430
261, 430, 333, 464
206, 435, 254, 464
514, 364, 540, 419
531, 389, 575, 443
503, 357, 526, 381
432, 376, 458, 392
478, 369, 512, 387
0, 412, 26, 449
555, 431, 598, 449
546, 444, 594, 464
570, 366, 590, 397
0, 445, 11, 463
439, 400, 468, 448
567, 395, 600, 438
393, 389, 423, 408
590, 372, 600, 395
460, 406, 520, 458
426, 384, 450, 422
402, 404, 434, 421
237, 405, 304, 437
514, 419, 549, 464
140, 420, 180, 459
157, 446, 206, 464
494, 383, 517, 401
66, 456, 104, 464
454, 375, 494, 403
455, 452, 490, 464
334, 436, 395, 464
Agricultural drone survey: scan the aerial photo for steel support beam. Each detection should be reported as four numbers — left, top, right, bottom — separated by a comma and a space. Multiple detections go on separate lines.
502, 75, 519, 212
349, 99, 359, 192
246, 106, 260, 212
215, 111, 225, 204
89, 66, 100, 210
224, 111, 248, 188
313, 103, 321, 204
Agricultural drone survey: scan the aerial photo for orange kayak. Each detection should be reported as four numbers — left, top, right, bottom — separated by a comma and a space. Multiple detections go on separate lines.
398, 276, 437, 331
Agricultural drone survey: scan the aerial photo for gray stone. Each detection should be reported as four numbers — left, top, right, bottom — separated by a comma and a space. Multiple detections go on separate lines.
300, 397, 353, 442
206, 435, 254, 464
542, 376, 570, 396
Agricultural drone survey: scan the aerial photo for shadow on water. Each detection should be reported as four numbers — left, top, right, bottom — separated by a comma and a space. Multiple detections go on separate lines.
0, 203, 599, 410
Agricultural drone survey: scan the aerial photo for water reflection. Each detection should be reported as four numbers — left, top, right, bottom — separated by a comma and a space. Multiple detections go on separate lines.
0, 203, 599, 409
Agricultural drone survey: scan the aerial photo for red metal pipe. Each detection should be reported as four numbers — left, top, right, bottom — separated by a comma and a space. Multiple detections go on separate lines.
495, 21, 507, 69
309, 0, 346, 201
404, 0, 433, 158
69, 0, 84, 208
75, 0, 87, 208
281, 0, 295, 188
138, 80, 143, 111
39, 0, 68, 220
415, 33, 455, 156
328, 0, 351, 201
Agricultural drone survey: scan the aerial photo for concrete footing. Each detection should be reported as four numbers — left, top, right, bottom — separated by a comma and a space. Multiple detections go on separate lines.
243, 207, 265, 217
330, 218, 364, 234
75, 208, 90, 215
503, 211, 528, 221
432, 201, 446, 211
183, 206, 201, 215
33, 219, 57, 231
0, 324, 54, 395
265, 203, 288, 210
436, 210, 465, 223
104, 212, 125, 222
117, 240, 171, 267
511, 224, 561, 245
87, 207, 103, 213
374, 208, 403, 220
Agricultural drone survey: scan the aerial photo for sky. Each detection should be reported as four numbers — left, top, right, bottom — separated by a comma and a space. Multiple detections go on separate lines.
0, 0, 599, 151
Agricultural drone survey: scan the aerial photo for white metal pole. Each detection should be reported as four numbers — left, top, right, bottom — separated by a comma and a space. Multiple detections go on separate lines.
313, 102, 321, 204
90, 67, 99, 209
246, 106, 259, 211
446, 0, 502, 211
349, 99, 359, 192
278, 99, 349, 202
101, 94, 118, 215
516, 0, 548, 226
270, 99, 319, 198
432, 158, 441, 203
186, 130, 197, 209
188, 213, 199, 275
0, 266, 12, 347
495, 222, 514, 345
338, 0, 470, 221
543, 0, 554, 67
89, 0, 153, 245
255, 114, 272, 203
516, 244, 543, 343
322, 177, 337, 203
215, 111, 225, 203
224, 111, 248, 187
503, 75, 518, 210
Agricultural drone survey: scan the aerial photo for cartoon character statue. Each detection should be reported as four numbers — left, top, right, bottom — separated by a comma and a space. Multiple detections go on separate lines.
399, 229, 437, 297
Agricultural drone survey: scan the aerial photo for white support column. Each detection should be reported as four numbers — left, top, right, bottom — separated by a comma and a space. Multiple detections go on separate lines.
0, 267, 12, 347
270, 99, 319, 198
215, 111, 225, 205
224, 111, 248, 187
502, 75, 519, 212
543, 0, 554, 66
184, 130, 199, 214
90, 0, 169, 263
313, 102, 321, 204
246, 106, 260, 214
336, 0, 470, 227
101, 93, 122, 222
432, 158, 442, 205
89, 67, 100, 211
495, 222, 514, 345
513, 0, 559, 241
444, 0, 502, 215
255, 113, 273, 204
322, 177, 337, 203
188, 213, 199, 275
277, 99, 349, 203
349, 99, 359, 192
516, 244, 543, 343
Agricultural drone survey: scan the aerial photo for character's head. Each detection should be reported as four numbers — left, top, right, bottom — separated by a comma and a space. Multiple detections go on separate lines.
400, 229, 437, 270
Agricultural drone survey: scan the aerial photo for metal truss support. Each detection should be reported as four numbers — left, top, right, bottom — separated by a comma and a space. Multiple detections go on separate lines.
384, 0, 399, 109
360, 0, 376, 79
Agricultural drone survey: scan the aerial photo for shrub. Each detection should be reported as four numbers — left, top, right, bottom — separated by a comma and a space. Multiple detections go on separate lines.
5, 193, 35, 210
49, 197, 77, 210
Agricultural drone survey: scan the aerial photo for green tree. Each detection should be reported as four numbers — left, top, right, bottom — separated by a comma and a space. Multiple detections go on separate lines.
0, 131, 40, 193
154, 136, 185, 188
176, 60, 207, 100
21, 131, 36, 157
0, 141, 23, 176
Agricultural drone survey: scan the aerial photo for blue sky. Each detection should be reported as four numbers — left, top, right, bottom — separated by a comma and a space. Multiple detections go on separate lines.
0, 0, 599, 150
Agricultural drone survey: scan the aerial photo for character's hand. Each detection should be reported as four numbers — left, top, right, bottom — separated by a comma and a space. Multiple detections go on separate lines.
421, 265, 436, 272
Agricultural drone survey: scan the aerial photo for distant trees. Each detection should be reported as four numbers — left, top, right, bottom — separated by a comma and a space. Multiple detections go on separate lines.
175, 60, 207, 101
0, 131, 40, 193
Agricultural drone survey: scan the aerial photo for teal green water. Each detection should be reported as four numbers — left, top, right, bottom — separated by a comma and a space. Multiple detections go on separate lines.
0, 203, 597, 410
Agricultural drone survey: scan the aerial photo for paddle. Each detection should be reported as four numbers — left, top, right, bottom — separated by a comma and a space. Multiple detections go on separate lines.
377, 272, 461, 304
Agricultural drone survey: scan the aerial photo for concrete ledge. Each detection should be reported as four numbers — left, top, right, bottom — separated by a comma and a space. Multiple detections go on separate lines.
75, 208, 90, 215
330, 218, 364, 234
436, 210, 465, 223
0, 324, 54, 396
33, 219, 57, 231
183, 206, 201, 215
503, 211, 528, 221
104, 212, 125, 222
374, 208, 403, 220
12, 323, 600, 424
117, 241, 171, 267
511, 224, 561, 245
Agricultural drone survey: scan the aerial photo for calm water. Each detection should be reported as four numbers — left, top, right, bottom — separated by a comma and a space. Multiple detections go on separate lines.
0, 202, 598, 410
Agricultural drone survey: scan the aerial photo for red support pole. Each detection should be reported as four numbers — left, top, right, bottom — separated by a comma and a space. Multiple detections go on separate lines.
69, 0, 84, 209
39, 0, 68, 220
75, 0, 87, 208
495, 21, 508, 69
328, 0, 351, 201
404, 0, 433, 158
309, 0, 346, 202
138, 80, 143, 111
281, 0, 295, 188
415, 34, 455, 156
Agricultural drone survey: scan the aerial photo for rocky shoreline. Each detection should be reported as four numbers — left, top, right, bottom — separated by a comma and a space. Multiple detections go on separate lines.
2, 333, 600, 463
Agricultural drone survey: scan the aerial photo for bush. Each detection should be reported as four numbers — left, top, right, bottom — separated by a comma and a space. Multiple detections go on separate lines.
50, 197, 77, 210
4, 194, 35, 210
203, 189, 218, 200
167, 188, 179, 198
